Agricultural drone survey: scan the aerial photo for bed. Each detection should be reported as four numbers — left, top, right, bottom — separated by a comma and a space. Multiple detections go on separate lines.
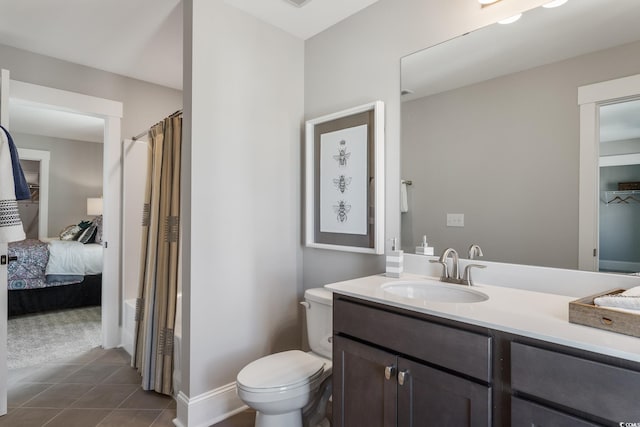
7, 239, 103, 317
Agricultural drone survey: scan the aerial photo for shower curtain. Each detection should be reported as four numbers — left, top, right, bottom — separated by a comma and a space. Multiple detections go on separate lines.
132, 112, 182, 395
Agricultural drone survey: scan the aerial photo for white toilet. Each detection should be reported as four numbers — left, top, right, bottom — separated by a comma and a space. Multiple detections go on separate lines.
236, 288, 333, 427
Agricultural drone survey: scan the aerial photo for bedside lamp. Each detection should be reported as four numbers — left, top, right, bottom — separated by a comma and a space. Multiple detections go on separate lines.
87, 197, 103, 217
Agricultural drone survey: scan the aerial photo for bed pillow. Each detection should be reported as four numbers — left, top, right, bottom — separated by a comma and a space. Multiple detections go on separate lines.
77, 224, 97, 244
92, 215, 103, 243
59, 224, 82, 241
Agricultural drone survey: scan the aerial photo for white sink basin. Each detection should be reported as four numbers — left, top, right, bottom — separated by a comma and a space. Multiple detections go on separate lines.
381, 280, 489, 304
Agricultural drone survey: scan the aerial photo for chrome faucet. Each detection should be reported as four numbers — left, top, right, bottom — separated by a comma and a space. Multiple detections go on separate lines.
430, 247, 486, 286
468, 244, 483, 260
430, 247, 460, 282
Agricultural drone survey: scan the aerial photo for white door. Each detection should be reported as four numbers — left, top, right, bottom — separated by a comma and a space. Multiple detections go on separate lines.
0, 68, 11, 415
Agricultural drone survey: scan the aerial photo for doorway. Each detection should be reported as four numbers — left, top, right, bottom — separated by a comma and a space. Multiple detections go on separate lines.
16, 149, 50, 240
0, 72, 123, 415
579, 74, 640, 272
598, 98, 640, 272
9, 125, 104, 369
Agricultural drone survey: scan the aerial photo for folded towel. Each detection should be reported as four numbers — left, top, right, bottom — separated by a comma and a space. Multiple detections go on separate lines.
400, 180, 409, 213
594, 286, 640, 311
0, 130, 26, 243
0, 125, 29, 201
622, 286, 640, 297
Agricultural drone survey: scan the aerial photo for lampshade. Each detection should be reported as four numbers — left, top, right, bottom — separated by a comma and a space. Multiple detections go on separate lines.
87, 197, 103, 216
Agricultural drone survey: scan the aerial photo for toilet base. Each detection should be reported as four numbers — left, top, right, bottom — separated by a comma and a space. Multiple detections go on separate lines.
255, 410, 302, 427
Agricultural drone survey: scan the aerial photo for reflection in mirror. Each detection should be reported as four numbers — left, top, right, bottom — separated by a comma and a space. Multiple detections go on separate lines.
400, 0, 640, 270
599, 99, 640, 273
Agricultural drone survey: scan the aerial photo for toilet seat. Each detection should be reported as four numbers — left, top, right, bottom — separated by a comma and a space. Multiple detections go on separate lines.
237, 350, 325, 394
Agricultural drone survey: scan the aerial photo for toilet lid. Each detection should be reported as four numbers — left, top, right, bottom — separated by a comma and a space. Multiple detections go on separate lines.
237, 350, 325, 392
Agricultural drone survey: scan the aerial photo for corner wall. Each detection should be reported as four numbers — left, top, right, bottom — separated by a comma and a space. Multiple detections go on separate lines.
180, 1, 304, 424
302, 0, 550, 289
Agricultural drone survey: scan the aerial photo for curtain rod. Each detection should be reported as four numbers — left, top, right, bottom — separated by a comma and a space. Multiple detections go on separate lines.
131, 130, 148, 141
130, 109, 183, 141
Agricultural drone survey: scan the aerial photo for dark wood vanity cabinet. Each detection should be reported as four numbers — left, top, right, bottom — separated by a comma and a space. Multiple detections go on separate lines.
332, 293, 640, 427
510, 342, 640, 426
333, 296, 492, 427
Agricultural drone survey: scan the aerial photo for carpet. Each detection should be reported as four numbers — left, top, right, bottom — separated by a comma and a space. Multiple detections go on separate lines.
8, 306, 102, 369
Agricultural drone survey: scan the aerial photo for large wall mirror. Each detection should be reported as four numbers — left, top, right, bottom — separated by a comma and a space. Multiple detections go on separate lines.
400, 0, 640, 271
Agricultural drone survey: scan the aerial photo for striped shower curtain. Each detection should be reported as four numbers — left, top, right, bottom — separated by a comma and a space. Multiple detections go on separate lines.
132, 112, 182, 395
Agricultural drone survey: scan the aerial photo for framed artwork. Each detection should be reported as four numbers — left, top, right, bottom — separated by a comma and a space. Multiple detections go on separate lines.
305, 101, 384, 254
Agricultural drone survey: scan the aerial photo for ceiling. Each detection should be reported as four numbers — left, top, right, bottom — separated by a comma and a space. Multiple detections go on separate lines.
0, 0, 378, 142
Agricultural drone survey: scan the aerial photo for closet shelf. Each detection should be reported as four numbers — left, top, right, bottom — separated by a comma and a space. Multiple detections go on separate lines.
602, 190, 640, 205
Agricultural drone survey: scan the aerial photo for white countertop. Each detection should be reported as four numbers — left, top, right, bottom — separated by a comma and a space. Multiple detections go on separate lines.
325, 273, 640, 363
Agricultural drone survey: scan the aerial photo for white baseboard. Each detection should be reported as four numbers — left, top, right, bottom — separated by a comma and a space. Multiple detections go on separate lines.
599, 259, 640, 273
173, 382, 248, 427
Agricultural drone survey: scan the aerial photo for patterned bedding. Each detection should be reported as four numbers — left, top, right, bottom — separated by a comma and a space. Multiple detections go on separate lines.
8, 239, 85, 290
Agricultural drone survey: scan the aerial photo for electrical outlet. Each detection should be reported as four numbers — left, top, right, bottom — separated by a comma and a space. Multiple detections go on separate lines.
446, 213, 464, 227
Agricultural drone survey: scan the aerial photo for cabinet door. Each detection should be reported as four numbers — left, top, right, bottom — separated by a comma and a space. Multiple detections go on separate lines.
397, 358, 491, 427
333, 335, 397, 427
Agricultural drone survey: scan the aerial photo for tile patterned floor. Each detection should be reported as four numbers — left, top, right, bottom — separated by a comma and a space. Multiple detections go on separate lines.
210, 410, 255, 427
4, 347, 175, 427
4, 346, 258, 427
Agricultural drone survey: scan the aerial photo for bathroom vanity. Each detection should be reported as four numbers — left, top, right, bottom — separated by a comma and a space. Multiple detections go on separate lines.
327, 273, 640, 427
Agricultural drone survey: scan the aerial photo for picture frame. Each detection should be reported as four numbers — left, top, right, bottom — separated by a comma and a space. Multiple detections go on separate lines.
305, 101, 384, 254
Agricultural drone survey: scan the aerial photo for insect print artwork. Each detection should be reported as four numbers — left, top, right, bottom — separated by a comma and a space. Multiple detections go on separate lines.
333, 175, 352, 194
333, 200, 352, 223
333, 139, 351, 167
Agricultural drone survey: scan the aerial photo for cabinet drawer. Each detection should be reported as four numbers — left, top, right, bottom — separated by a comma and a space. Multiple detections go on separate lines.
334, 298, 491, 381
511, 342, 640, 422
512, 397, 600, 427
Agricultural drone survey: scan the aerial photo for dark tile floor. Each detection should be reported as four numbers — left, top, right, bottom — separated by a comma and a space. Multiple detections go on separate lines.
211, 410, 255, 427
4, 346, 257, 427
4, 347, 175, 427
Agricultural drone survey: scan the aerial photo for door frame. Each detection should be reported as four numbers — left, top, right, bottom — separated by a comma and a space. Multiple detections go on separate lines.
578, 73, 640, 270
16, 148, 50, 240
9, 79, 124, 348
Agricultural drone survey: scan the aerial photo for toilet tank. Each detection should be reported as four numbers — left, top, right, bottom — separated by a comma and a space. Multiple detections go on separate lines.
303, 288, 333, 359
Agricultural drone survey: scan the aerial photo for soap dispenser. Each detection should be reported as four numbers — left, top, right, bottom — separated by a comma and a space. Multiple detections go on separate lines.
386, 238, 404, 278
415, 235, 434, 256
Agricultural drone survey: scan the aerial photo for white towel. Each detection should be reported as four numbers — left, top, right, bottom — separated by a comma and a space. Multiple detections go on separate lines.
594, 286, 640, 311
400, 180, 409, 213
622, 286, 640, 297
0, 130, 25, 243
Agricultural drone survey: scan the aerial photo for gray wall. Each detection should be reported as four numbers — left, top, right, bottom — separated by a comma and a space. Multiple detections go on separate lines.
181, 0, 304, 406
0, 43, 182, 141
14, 133, 103, 236
303, 0, 549, 289
401, 40, 640, 269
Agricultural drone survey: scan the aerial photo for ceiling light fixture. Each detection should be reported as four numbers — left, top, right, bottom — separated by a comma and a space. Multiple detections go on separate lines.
542, 0, 568, 8
498, 13, 522, 24
283, 0, 313, 7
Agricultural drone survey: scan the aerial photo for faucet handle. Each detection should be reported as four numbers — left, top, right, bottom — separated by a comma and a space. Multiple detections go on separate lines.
462, 264, 486, 286
429, 259, 449, 280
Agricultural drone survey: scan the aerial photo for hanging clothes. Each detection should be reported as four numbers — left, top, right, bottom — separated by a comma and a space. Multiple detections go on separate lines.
133, 112, 182, 396
0, 125, 30, 201
0, 128, 26, 243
